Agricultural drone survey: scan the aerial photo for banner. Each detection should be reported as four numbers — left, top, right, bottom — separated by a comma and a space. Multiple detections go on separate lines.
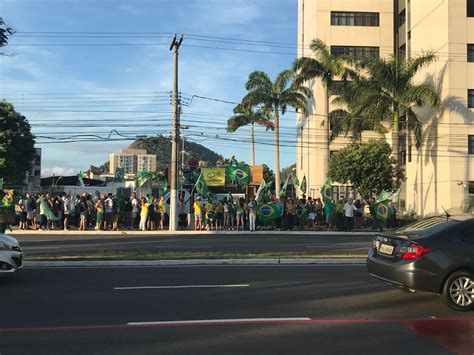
250, 166, 264, 185
194, 173, 209, 198
321, 178, 333, 203
227, 166, 251, 186
201, 168, 225, 186
257, 202, 284, 222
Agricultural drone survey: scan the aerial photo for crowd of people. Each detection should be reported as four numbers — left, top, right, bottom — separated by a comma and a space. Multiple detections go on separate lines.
5, 190, 397, 232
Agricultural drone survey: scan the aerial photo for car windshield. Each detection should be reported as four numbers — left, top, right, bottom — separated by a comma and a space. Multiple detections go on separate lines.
394, 216, 459, 235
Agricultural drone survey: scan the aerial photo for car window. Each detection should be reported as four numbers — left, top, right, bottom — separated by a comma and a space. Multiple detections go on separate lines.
460, 228, 474, 243
394, 217, 455, 234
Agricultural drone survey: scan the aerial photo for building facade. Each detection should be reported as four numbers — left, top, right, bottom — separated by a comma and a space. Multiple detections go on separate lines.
297, 0, 474, 216
23, 147, 42, 193
109, 148, 157, 176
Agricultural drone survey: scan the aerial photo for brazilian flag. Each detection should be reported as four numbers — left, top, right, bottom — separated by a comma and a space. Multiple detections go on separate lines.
194, 173, 209, 198
374, 200, 389, 221
137, 171, 153, 187
38, 197, 61, 221
296, 203, 310, 219
300, 176, 307, 194
321, 178, 333, 203
257, 202, 283, 222
227, 166, 251, 186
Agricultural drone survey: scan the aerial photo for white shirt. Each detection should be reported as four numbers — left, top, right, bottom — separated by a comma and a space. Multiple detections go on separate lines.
343, 203, 357, 218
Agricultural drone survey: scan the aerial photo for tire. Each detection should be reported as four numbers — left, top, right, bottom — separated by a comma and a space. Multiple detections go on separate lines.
442, 271, 474, 311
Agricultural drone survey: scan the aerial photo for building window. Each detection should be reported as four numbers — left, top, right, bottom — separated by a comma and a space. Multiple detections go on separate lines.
408, 145, 412, 162
468, 0, 474, 17
400, 150, 406, 166
331, 46, 379, 59
469, 89, 474, 108
469, 45, 474, 62
469, 135, 474, 154
34, 170, 40, 177
469, 181, 474, 194
330, 12, 379, 26
399, 9, 406, 27
408, 31, 411, 40
399, 44, 406, 60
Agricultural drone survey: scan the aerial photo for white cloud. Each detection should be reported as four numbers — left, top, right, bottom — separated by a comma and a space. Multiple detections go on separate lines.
41, 167, 75, 177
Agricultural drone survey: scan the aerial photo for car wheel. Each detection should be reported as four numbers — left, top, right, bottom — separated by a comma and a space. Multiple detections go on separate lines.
442, 271, 474, 311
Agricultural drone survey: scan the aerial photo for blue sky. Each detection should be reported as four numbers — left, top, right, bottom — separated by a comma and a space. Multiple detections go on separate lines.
1, 0, 297, 177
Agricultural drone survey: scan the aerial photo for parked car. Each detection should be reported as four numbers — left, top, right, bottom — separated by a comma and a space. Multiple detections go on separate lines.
0, 234, 23, 272
367, 215, 474, 311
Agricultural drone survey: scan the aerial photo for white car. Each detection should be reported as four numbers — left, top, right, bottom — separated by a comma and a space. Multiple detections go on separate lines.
0, 234, 23, 272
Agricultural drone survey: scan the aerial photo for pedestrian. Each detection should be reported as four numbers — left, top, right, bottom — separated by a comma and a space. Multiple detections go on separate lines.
95, 199, 104, 230
131, 193, 140, 230
223, 198, 230, 231
286, 198, 296, 231
158, 195, 167, 230
247, 198, 257, 231
193, 196, 203, 231
205, 199, 215, 231
235, 198, 246, 231
343, 198, 357, 232
323, 198, 335, 230
214, 200, 224, 231
78, 196, 87, 231
63, 194, 71, 230
335, 196, 345, 231
139, 197, 150, 231
104, 193, 114, 231
369, 197, 383, 232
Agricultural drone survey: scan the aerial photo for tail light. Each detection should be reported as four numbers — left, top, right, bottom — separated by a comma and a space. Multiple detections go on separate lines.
371, 239, 378, 251
400, 242, 430, 260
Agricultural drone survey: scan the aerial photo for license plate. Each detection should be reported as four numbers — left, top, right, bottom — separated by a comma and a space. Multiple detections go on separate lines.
379, 244, 394, 255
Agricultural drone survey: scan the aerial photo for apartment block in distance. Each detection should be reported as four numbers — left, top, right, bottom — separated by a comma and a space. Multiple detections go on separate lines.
23, 147, 42, 193
109, 148, 157, 176
297, 0, 474, 217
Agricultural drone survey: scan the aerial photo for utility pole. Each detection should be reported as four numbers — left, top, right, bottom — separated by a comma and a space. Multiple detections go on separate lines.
169, 33, 183, 232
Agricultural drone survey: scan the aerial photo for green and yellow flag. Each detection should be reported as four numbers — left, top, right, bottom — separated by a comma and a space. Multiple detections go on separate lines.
255, 179, 271, 203
374, 200, 389, 221
137, 171, 153, 187
194, 173, 209, 198
321, 178, 333, 203
256, 202, 284, 222
38, 198, 61, 221
227, 165, 251, 186
300, 176, 307, 194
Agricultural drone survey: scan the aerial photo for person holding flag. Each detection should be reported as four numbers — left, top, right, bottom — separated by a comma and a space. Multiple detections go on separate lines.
193, 197, 203, 231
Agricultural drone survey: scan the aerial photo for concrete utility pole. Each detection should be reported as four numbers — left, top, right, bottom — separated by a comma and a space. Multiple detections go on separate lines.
169, 33, 183, 232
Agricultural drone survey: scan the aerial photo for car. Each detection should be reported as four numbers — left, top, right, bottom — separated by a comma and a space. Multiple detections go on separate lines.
366, 215, 474, 311
0, 233, 24, 273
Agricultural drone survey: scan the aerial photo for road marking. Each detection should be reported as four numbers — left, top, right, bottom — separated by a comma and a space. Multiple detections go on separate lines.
114, 284, 250, 290
127, 317, 311, 326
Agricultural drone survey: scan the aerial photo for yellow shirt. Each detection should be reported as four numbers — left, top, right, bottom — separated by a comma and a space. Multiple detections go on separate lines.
141, 202, 151, 215
193, 201, 202, 214
158, 200, 166, 214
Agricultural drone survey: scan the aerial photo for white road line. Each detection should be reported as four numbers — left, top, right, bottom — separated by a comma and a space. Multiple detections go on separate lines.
114, 284, 250, 290
127, 317, 311, 326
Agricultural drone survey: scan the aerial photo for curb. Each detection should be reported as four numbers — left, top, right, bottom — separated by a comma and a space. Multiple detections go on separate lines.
24, 258, 366, 267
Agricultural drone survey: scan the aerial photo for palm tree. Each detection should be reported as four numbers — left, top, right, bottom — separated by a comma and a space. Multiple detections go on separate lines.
226, 103, 274, 166
343, 53, 440, 161
293, 38, 350, 178
242, 69, 310, 197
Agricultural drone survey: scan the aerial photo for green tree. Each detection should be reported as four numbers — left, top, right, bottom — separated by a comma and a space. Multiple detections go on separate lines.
226, 103, 273, 166
242, 69, 310, 197
0, 101, 36, 187
339, 54, 440, 160
281, 163, 296, 182
293, 38, 349, 178
328, 140, 405, 199
0, 17, 14, 55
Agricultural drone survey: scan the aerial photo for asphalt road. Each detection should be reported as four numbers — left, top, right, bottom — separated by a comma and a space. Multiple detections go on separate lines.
13, 232, 373, 257
0, 265, 473, 354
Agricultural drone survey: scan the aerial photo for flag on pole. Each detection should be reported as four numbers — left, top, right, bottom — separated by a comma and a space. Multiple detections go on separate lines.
226, 166, 251, 186
321, 178, 333, 203
255, 179, 271, 203
137, 171, 153, 187
374, 199, 389, 221
256, 201, 284, 222
292, 172, 300, 188
38, 197, 61, 221
300, 176, 307, 194
279, 175, 290, 199
78, 171, 85, 187
194, 173, 209, 198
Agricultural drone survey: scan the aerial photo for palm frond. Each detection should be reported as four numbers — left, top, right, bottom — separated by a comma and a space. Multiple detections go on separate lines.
245, 71, 272, 93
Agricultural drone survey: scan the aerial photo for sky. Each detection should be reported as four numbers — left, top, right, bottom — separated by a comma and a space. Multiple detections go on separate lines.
0, 0, 298, 177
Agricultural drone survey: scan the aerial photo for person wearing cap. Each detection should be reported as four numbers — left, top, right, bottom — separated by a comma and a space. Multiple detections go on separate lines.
193, 197, 203, 231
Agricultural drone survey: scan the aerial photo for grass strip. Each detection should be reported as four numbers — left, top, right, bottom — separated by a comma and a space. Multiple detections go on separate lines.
27, 250, 367, 261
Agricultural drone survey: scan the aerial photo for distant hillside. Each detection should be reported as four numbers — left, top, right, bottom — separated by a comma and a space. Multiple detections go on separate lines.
128, 136, 220, 169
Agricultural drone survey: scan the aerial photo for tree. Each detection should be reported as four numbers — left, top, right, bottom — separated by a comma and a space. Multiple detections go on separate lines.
0, 17, 14, 55
341, 54, 440, 161
242, 69, 310, 197
328, 140, 405, 200
293, 38, 350, 178
226, 103, 273, 166
281, 163, 296, 182
0, 101, 36, 187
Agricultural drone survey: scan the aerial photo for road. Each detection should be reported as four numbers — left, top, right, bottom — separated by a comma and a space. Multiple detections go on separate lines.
1, 264, 472, 354
13, 232, 373, 257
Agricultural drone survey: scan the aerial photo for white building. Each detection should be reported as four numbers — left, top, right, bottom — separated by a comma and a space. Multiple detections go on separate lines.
109, 148, 157, 176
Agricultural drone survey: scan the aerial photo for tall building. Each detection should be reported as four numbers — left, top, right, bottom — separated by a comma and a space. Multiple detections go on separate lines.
297, 0, 474, 216
109, 148, 157, 175
23, 147, 41, 193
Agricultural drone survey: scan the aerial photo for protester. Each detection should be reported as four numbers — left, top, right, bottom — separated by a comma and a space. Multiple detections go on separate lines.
247, 197, 257, 232
193, 196, 203, 231
343, 198, 357, 232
